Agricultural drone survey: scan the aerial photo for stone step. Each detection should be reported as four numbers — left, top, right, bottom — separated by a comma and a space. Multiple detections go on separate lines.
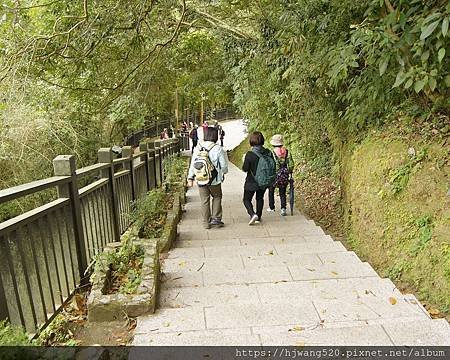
288, 261, 378, 281
255, 277, 403, 304
132, 330, 261, 346
162, 249, 372, 273
175, 234, 334, 248
159, 283, 260, 308
257, 319, 450, 346
161, 262, 379, 289
131, 318, 450, 346
159, 278, 403, 309
202, 241, 347, 258
168, 241, 347, 259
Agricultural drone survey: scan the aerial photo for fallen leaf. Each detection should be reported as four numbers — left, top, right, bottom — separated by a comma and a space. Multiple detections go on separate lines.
388, 297, 397, 305
331, 271, 338, 276
288, 326, 304, 332
295, 341, 305, 347
164, 322, 171, 327
306, 268, 316, 272
429, 308, 440, 316
266, 250, 274, 255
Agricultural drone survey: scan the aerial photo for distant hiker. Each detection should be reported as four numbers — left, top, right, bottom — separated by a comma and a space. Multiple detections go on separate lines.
160, 128, 169, 140
190, 125, 199, 153
214, 121, 225, 147
267, 134, 294, 216
168, 126, 174, 138
242, 131, 276, 225
188, 126, 229, 229
219, 127, 225, 147
182, 121, 188, 133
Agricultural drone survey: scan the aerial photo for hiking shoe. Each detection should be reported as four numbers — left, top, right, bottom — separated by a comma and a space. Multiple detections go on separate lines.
210, 219, 225, 228
280, 208, 287, 216
267, 208, 275, 212
248, 214, 259, 225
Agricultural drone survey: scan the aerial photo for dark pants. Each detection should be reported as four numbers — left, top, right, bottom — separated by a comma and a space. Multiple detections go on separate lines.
268, 185, 287, 210
220, 138, 224, 147
192, 140, 198, 153
243, 189, 266, 220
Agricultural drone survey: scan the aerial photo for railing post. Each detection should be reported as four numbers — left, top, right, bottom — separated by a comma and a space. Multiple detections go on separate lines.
149, 141, 162, 187
155, 140, 164, 182
98, 148, 120, 241
122, 146, 136, 201
53, 155, 88, 282
139, 141, 151, 192
0, 271, 8, 321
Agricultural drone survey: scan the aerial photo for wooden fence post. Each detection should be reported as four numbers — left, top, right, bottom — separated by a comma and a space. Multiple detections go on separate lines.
139, 141, 151, 192
122, 146, 136, 201
154, 140, 164, 183
98, 148, 120, 241
53, 155, 88, 282
0, 271, 8, 321
149, 141, 161, 187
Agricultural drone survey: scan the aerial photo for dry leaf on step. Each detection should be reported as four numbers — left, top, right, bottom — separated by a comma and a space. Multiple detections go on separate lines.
429, 308, 440, 316
388, 297, 397, 305
288, 326, 304, 332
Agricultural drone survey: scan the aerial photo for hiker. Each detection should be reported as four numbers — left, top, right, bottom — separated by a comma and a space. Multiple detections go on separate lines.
219, 127, 225, 147
242, 131, 276, 225
267, 134, 294, 216
181, 121, 188, 134
187, 126, 229, 229
214, 121, 225, 147
160, 128, 169, 140
189, 125, 199, 153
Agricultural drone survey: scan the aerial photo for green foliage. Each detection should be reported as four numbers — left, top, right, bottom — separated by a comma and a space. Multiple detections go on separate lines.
389, 148, 428, 194
0, 320, 30, 346
410, 216, 434, 256
36, 314, 79, 346
133, 188, 168, 239
105, 238, 145, 295
163, 157, 189, 188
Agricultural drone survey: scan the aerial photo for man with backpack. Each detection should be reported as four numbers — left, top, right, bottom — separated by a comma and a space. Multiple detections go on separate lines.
187, 127, 229, 229
267, 134, 294, 216
242, 131, 276, 225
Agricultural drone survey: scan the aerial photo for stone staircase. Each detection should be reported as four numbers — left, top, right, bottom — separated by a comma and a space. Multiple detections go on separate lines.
132, 163, 450, 346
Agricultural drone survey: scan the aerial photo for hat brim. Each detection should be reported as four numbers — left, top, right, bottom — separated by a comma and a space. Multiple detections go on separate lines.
270, 140, 283, 146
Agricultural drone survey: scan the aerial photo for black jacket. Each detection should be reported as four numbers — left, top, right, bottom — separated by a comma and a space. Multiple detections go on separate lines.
242, 146, 273, 191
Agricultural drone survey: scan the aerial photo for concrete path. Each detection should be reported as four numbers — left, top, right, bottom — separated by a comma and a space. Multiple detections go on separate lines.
133, 163, 450, 346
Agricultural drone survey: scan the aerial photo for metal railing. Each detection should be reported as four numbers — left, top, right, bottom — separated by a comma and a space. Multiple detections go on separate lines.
0, 137, 187, 333
123, 108, 240, 147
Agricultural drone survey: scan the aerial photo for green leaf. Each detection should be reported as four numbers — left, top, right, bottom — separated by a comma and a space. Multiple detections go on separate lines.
414, 79, 426, 93
393, 71, 407, 88
421, 50, 430, 62
379, 56, 389, 75
438, 48, 445, 63
420, 20, 440, 41
404, 78, 414, 89
428, 77, 437, 91
442, 17, 449, 37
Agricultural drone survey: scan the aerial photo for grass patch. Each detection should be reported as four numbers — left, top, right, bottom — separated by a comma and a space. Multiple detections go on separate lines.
228, 135, 250, 169
0, 320, 30, 346
104, 236, 145, 295
346, 129, 450, 315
